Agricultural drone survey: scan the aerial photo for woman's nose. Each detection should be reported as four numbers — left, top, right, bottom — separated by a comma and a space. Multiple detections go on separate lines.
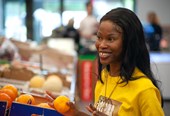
99, 40, 108, 48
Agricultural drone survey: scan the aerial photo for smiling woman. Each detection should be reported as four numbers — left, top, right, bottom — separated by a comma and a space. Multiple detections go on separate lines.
92, 7, 164, 116
46, 7, 164, 116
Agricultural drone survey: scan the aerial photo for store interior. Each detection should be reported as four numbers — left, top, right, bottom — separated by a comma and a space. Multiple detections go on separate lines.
0, 0, 170, 115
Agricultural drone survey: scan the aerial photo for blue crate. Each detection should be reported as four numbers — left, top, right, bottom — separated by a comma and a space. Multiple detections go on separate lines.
9, 102, 63, 116
0, 101, 7, 116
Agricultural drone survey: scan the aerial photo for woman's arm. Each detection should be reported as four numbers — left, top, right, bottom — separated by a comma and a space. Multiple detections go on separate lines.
139, 88, 164, 116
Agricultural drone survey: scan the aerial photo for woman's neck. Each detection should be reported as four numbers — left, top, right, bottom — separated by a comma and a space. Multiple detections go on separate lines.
109, 63, 121, 77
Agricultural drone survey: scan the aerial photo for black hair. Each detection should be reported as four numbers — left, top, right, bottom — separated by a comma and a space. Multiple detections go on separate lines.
86, 1, 91, 7
97, 7, 163, 105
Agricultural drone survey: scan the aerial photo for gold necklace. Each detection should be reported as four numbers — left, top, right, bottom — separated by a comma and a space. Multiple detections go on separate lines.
95, 72, 120, 114
105, 73, 118, 99
100, 75, 118, 110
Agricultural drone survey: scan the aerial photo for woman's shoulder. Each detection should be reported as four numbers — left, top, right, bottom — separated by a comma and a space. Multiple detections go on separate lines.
130, 68, 158, 90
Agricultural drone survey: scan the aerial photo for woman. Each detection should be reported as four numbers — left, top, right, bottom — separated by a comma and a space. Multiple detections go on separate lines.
47, 7, 164, 116
90, 8, 164, 116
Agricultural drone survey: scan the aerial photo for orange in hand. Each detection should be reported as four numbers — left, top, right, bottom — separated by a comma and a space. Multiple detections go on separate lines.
53, 95, 70, 114
16, 94, 35, 105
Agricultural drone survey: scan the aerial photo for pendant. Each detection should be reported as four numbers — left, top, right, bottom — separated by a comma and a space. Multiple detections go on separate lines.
95, 95, 122, 116
95, 96, 114, 116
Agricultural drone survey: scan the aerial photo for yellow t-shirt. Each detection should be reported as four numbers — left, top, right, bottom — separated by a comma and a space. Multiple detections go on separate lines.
94, 68, 164, 116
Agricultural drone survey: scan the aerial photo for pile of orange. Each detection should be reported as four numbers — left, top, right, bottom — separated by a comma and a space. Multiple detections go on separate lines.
16, 94, 35, 105
53, 95, 70, 114
3, 84, 18, 98
0, 84, 71, 115
0, 92, 12, 108
0, 89, 16, 101
36, 103, 53, 109
0, 84, 18, 108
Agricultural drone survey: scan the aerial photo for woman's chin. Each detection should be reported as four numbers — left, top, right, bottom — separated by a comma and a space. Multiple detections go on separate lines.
100, 61, 109, 65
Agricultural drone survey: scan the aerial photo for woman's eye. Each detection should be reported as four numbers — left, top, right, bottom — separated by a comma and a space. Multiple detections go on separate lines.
97, 36, 102, 40
108, 38, 114, 41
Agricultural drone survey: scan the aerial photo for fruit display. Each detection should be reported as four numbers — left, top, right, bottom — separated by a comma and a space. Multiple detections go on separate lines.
0, 39, 77, 115
0, 66, 35, 81
2, 84, 18, 99
35, 103, 54, 109
0, 84, 18, 108
0, 84, 70, 115
0, 92, 12, 108
0, 89, 16, 101
42, 75, 63, 92
53, 95, 70, 114
29, 75, 45, 88
15, 94, 36, 105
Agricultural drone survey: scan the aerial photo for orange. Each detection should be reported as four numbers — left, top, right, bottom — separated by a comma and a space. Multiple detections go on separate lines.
0, 93, 12, 108
53, 95, 70, 114
16, 94, 35, 105
36, 103, 54, 109
0, 88, 16, 101
3, 84, 18, 98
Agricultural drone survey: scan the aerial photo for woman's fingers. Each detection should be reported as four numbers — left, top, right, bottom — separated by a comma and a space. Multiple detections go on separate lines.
45, 94, 54, 102
86, 104, 108, 116
86, 104, 96, 113
89, 104, 96, 111
66, 101, 76, 109
48, 102, 54, 108
86, 106, 94, 113
92, 111, 100, 116
92, 110, 108, 116
64, 102, 80, 116
45, 91, 57, 101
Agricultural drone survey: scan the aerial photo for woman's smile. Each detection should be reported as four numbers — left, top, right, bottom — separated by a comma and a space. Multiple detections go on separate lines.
99, 52, 112, 59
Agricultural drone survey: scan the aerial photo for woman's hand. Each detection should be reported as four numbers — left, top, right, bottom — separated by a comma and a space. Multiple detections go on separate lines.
45, 91, 89, 116
45, 90, 57, 102
63, 101, 79, 116
86, 104, 108, 116
53, 101, 89, 116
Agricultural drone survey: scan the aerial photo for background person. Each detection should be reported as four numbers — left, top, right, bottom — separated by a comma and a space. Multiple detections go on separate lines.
79, 1, 98, 54
63, 18, 80, 53
145, 12, 163, 51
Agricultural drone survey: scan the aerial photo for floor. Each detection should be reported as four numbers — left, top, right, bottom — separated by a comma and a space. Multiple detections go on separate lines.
76, 100, 170, 115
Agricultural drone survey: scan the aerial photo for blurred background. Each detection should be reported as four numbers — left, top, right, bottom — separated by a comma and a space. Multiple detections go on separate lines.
0, 0, 135, 42
0, 0, 170, 50
0, 0, 170, 115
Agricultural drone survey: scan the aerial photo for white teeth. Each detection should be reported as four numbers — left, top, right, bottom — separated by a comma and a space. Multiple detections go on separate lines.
99, 52, 110, 57
99, 52, 104, 56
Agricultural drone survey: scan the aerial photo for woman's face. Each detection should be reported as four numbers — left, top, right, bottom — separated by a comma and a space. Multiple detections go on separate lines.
95, 20, 123, 65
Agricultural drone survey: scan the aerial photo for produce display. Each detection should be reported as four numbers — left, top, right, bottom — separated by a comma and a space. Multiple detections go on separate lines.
35, 102, 54, 109
42, 75, 63, 92
29, 75, 45, 88
16, 94, 36, 105
0, 38, 77, 115
0, 84, 18, 108
0, 93, 12, 108
0, 83, 72, 115
53, 95, 70, 114
2, 84, 18, 98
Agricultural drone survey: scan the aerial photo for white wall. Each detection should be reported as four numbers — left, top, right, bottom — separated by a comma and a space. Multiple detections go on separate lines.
136, 0, 170, 25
